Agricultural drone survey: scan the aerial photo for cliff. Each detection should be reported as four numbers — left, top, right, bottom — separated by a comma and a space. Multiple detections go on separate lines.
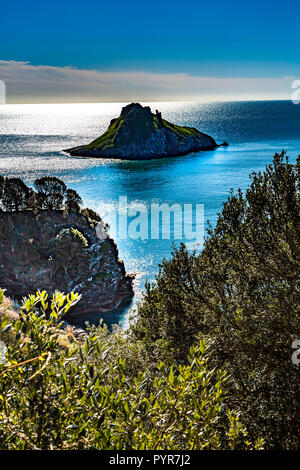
0, 210, 133, 325
64, 103, 224, 160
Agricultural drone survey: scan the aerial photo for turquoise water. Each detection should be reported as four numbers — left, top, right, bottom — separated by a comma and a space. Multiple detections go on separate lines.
0, 100, 299, 325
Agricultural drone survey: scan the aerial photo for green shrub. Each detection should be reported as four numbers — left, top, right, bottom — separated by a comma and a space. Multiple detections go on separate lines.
133, 152, 300, 449
81, 207, 102, 223
0, 289, 261, 450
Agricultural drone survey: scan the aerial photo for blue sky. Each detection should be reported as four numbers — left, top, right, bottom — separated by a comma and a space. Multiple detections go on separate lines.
1, 0, 300, 102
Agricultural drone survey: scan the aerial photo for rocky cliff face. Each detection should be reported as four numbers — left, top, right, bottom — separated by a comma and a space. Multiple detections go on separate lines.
0, 211, 133, 325
65, 103, 221, 160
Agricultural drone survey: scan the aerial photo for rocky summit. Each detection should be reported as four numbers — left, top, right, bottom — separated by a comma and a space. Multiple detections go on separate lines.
64, 103, 224, 160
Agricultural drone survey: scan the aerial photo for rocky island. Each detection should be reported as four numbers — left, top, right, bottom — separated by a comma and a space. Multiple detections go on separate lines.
64, 103, 226, 160
0, 176, 133, 326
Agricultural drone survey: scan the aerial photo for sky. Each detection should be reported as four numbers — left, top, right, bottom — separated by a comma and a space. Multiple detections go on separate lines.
1, 0, 300, 103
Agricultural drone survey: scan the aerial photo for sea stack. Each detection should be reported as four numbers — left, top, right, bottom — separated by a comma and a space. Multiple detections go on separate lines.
64, 103, 221, 160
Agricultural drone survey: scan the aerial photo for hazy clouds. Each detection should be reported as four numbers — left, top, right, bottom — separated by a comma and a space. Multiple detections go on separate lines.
0, 60, 295, 104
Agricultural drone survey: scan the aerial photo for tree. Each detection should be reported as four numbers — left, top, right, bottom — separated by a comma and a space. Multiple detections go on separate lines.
34, 177, 67, 210
1, 177, 31, 212
133, 152, 300, 449
65, 189, 82, 212
0, 175, 85, 215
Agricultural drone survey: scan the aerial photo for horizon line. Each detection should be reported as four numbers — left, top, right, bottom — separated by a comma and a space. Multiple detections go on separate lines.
1, 98, 292, 106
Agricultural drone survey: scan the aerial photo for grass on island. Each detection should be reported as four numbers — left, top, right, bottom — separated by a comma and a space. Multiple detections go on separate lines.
86, 113, 203, 150
87, 116, 125, 150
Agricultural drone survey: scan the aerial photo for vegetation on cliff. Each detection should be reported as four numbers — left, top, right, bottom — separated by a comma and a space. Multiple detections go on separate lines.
0, 152, 298, 450
0, 176, 133, 322
0, 175, 83, 213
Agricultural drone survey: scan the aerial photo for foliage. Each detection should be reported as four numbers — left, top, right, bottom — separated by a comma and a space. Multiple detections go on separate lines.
55, 227, 88, 248
0, 289, 261, 450
161, 118, 209, 139
0, 175, 83, 214
133, 152, 300, 449
50, 228, 89, 279
65, 189, 83, 213
0, 152, 298, 449
81, 207, 102, 223
1, 178, 31, 212
87, 116, 125, 150
34, 177, 67, 210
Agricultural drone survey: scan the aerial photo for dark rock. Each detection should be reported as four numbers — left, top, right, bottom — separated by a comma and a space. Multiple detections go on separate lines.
219, 141, 229, 147
64, 103, 223, 160
0, 210, 133, 325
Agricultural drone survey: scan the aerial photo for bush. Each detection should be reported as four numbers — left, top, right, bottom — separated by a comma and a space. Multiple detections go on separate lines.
133, 152, 300, 449
0, 289, 261, 450
50, 228, 89, 281
81, 207, 102, 223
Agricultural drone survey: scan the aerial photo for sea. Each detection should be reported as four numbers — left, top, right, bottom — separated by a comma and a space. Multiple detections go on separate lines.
0, 100, 299, 326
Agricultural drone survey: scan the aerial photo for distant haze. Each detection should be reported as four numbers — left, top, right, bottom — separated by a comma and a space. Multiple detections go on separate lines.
0, 60, 295, 104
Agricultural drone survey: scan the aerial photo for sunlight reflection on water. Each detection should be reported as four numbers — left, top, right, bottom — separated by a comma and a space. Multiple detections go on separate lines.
1, 100, 299, 326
